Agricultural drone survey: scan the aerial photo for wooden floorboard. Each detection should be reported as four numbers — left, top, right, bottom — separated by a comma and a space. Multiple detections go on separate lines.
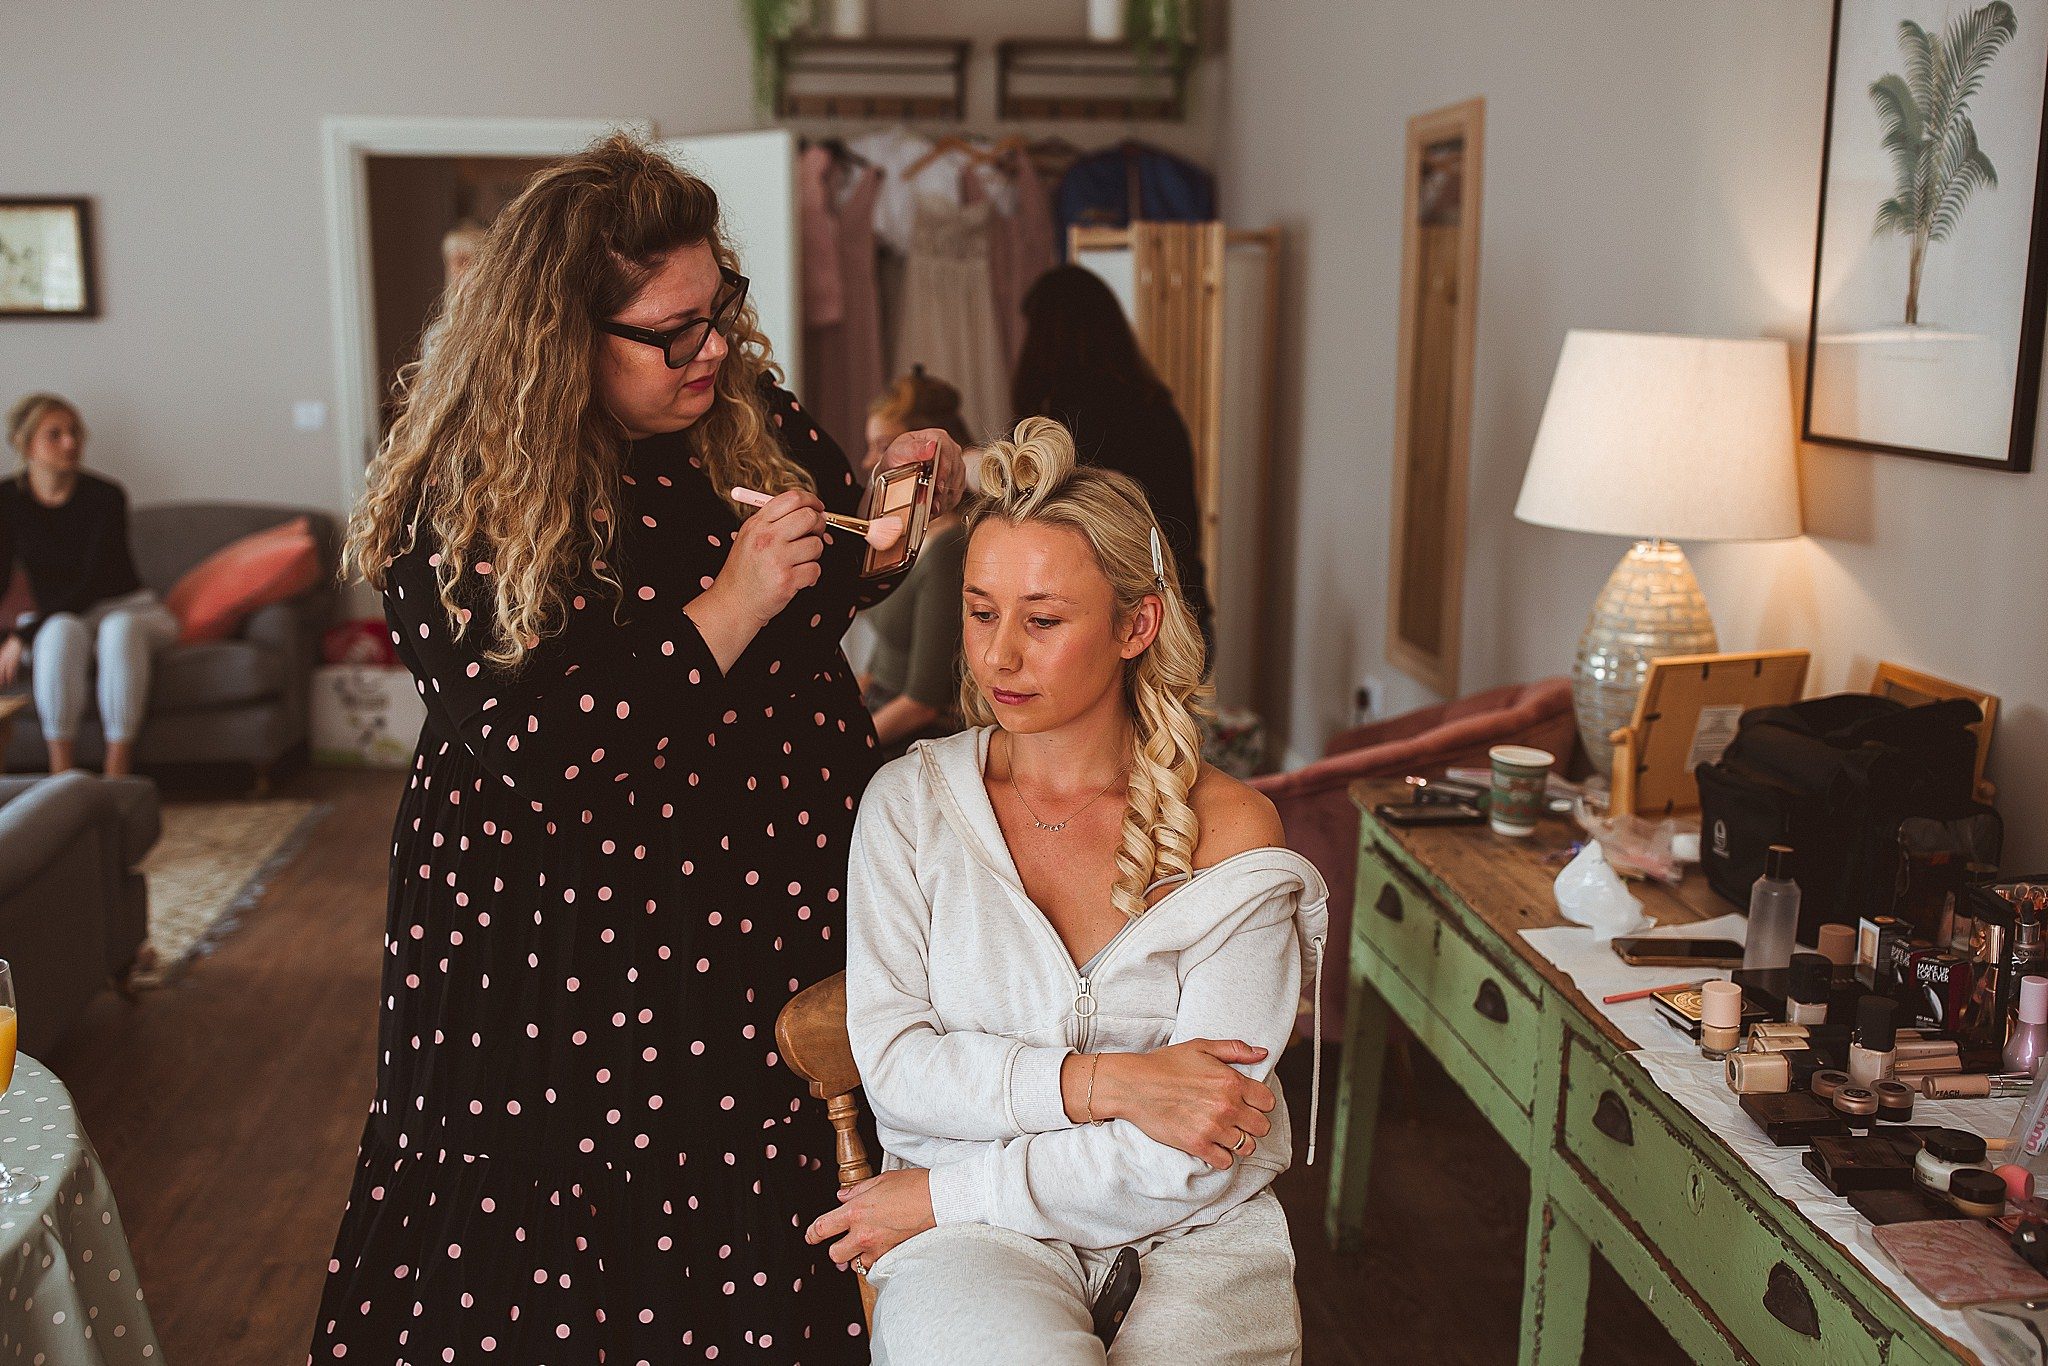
46, 767, 1686, 1363
49, 768, 390, 1366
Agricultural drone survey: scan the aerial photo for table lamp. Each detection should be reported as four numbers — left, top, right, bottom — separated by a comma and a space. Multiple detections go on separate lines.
1514, 330, 1802, 772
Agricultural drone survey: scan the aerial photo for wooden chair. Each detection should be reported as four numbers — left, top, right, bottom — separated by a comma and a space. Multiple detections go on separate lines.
774, 971, 878, 1326
1869, 661, 2000, 804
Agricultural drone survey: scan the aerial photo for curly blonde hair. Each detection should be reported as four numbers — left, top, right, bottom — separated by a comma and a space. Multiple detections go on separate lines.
345, 131, 812, 667
962, 416, 1212, 920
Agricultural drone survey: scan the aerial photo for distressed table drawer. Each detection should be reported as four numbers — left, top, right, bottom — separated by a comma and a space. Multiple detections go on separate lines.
1353, 836, 1442, 994
1354, 838, 1539, 1114
1558, 1035, 1892, 1366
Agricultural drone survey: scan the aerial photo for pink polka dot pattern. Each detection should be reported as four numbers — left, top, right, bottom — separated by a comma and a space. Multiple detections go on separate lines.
313, 383, 892, 1363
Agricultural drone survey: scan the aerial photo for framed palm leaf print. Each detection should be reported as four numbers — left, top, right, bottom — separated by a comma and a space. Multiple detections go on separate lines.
1804, 0, 2048, 471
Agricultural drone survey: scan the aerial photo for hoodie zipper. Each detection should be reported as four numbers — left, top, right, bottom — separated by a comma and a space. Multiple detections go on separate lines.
1070, 915, 1145, 1051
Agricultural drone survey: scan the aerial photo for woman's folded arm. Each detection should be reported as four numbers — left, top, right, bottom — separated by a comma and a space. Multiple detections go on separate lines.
846, 788, 1077, 1141
923, 894, 1302, 1248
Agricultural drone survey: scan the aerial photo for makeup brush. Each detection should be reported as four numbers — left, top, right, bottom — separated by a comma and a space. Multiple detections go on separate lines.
730, 486, 904, 550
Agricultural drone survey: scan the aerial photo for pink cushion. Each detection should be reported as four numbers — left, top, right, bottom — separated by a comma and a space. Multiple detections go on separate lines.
165, 517, 321, 644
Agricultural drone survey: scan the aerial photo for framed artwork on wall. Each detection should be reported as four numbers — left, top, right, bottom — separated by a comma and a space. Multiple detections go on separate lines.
1804, 0, 2048, 472
0, 198, 97, 318
1386, 97, 1484, 695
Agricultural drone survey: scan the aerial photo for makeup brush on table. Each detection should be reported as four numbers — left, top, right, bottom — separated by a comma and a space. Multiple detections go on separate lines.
730, 486, 905, 550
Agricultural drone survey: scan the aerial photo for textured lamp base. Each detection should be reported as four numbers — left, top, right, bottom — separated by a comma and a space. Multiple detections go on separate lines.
1572, 540, 1718, 774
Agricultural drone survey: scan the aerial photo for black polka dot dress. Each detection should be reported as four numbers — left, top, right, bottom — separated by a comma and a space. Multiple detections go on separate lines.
312, 386, 889, 1364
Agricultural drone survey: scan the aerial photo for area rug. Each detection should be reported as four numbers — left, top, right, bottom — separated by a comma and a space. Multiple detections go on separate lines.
132, 798, 329, 987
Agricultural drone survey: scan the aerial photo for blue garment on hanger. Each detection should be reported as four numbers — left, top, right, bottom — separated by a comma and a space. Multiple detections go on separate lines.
1055, 141, 1216, 257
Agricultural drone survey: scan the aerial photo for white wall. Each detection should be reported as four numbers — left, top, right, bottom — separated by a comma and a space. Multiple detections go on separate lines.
1, 1, 764, 512
2, 0, 1220, 516
1221, 0, 2048, 865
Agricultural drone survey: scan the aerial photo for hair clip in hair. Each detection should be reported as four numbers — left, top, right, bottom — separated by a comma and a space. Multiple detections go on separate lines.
1148, 526, 1169, 592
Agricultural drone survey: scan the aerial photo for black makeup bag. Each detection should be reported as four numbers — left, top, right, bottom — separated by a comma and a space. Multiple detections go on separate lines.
1695, 694, 1993, 942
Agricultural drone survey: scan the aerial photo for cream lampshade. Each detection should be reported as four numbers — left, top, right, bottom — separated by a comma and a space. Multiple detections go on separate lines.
1514, 330, 1802, 772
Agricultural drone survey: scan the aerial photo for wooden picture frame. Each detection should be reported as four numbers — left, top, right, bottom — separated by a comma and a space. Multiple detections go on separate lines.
0, 198, 97, 318
1386, 98, 1483, 696
1802, 0, 2048, 472
1609, 649, 1812, 817
1870, 659, 2001, 801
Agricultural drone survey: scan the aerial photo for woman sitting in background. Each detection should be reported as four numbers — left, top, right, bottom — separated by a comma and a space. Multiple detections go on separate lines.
814, 417, 1326, 1364
860, 367, 972, 760
0, 394, 177, 776
1012, 265, 1214, 663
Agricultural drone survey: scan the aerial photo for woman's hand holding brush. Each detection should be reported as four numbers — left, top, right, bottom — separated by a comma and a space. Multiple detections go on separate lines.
682, 488, 827, 671
730, 487, 905, 550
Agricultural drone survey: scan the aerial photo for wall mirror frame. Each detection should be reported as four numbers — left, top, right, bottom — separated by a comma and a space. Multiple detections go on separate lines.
1386, 96, 1485, 698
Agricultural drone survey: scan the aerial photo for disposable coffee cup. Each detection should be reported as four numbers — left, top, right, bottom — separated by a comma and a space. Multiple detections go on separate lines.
1488, 744, 1554, 837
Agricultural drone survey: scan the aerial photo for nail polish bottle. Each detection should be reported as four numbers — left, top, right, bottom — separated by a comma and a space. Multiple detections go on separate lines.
1849, 995, 1898, 1088
2004, 975, 2048, 1077
1787, 953, 1831, 1026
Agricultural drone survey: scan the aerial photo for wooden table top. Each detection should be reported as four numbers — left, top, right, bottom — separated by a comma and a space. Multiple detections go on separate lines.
1350, 776, 1730, 1053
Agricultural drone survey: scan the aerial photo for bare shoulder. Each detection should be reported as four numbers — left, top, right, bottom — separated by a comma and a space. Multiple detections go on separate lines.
1189, 764, 1285, 867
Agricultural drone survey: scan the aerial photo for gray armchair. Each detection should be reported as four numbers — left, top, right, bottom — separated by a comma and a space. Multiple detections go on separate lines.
0, 772, 158, 1056
4, 502, 340, 785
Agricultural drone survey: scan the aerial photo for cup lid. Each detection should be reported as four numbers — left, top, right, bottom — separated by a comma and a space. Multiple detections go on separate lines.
1489, 745, 1554, 768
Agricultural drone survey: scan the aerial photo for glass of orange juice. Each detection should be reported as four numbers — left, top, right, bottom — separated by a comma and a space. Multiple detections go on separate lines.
0, 962, 40, 1202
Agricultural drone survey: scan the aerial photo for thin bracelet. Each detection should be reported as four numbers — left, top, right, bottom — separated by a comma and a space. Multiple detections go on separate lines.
1084, 1053, 1101, 1124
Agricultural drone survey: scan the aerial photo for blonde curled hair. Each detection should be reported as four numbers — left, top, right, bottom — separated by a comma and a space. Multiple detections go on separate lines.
6, 393, 83, 456
345, 131, 812, 668
962, 416, 1211, 920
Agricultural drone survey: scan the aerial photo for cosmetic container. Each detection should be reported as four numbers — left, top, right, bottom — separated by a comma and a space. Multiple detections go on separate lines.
1833, 1085, 1878, 1132
1810, 1068, 1850, 1102
1700, 980, 1743, 1060
1849, 996, 1898, 1087
1817, 922, 1857, 979
2005, 976, 2048, 1077
1728, 1052, 1789, 1094
1743, 846, 1801, 971
1915, 1128, 1990, 1193
1786, 953, 1830, 1025
1949, 1168, 2008, 1219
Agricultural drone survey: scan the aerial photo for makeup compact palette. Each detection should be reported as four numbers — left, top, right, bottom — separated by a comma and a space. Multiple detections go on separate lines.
858, 460, 936, 578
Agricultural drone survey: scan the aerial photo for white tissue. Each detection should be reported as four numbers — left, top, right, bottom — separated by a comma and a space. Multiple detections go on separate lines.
1553, 839, 1650, 940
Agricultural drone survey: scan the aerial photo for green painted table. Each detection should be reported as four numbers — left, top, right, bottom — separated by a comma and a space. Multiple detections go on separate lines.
0, 1056, 161, 1364
1325, 779, 1972, 1366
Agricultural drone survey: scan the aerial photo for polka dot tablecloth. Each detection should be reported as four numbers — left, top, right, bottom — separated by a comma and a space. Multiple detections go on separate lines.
0, 1057, 160, 1364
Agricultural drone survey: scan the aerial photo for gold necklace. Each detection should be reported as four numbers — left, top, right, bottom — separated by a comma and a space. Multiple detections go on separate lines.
1010, 769, 1124, 833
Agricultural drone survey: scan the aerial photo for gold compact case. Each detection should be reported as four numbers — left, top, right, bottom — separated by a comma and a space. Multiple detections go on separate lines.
858, 460, 936, 579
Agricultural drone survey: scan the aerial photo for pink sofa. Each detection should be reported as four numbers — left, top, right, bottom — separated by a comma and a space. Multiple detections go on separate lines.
1253, 677, 1577, 1038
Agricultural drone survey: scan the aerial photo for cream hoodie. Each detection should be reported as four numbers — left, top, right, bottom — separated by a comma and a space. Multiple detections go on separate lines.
845, 727, 1329, 1255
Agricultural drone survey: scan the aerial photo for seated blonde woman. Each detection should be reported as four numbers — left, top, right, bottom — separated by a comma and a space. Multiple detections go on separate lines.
809, 417, 1327, 1365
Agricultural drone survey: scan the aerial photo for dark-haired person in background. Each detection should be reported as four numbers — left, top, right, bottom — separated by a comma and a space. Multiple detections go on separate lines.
1010, 264, 1214, 664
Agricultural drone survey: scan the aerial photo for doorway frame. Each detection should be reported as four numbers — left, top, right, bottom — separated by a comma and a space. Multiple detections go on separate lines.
321, 116, 652, 512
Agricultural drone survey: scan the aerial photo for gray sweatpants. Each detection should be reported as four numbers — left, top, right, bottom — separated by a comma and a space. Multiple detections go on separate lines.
866, 1192, 1301, 1366
25, 589, 180, 744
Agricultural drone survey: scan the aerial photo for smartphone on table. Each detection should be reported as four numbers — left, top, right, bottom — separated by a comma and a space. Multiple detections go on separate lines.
1610, 937, 1746, 969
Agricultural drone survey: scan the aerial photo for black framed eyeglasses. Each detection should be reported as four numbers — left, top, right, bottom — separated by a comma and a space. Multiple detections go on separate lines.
598, 267, 749, 369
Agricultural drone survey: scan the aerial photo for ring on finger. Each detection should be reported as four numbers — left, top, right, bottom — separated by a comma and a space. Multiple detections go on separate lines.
851, 1255, 867, 1274
1231, 1128, 1253, 1155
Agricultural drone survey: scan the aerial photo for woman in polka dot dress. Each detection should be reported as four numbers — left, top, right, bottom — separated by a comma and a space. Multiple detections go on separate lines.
311, 134, 964, 1364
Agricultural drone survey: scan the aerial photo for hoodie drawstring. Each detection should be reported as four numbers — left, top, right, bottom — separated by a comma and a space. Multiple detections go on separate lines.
1307, 933, 1326, 1166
